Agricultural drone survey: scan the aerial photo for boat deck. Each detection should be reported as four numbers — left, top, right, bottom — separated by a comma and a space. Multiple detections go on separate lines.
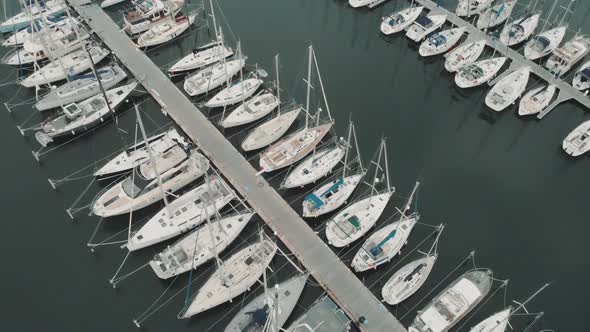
413, 0, 590, 118
66, 0, 406, 331
287, 295, 351, 332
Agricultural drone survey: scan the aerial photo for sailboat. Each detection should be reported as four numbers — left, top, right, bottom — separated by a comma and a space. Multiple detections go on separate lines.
94, 128, 189, 177
573, 61, 590, 90
444, 40, 486, 72
204, 72, 263, 108
35, 64, 127, 111
258, 46, 333, 173
0, 0, 66, 33
101, 0, 129, 9
2, 14, 76, 47
380, 6, 424, 35
477, 0, 517, 30
92, 149, 209, 217
408, 269, 494, 332
524, 26, 567, 60
136, 11, 198, 48
470, 308, 511, 332
181, 233, 277, 318
34, 81, 138, 146
149, 211, 253, 279
518, 84, 556, 116
562, 120, 590, 157
455, 57, 507, 88
381, 225, 442, 305
545, 35, 590, 77
499, 13, 540, 46
456, 0, 493, 17
20, 44, 110, 88
123, 0, 184, 35
126, 175, 236, 250
240, 106, 302, 152
485, 66, 530, 112
302, 123, 364, 218
224, 274, 308, 332
184, 57, 246, 96
406, 14, 447, 42
325, 139, 394, 248
348, 0, 373, 8
351, 182, 420, 272
282, 140, 346, 189
419, 27, 466, 57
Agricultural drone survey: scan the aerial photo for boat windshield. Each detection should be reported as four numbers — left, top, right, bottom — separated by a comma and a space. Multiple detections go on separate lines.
389, 14, 405, 25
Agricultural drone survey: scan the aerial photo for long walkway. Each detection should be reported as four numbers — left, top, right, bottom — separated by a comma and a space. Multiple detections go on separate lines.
413, 0, 590, 118
66, 1, 406, 331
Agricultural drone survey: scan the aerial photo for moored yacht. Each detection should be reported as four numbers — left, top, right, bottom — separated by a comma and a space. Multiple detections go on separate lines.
499, 13, 540, 46
485, 66, 530, 112
469, 308, 511, 332
0, 0, 66, 33
183, 58, 246, 96
419, 27, 466, 57
2, 16, 77, 47
126, 175, 236, 251
240, 107, 301, 151
92, 150, 209, 217
477, 0, 517, 30
562, 120, 590, 157
348, 0, 372, 8
382, 254, 437, 305
455, 57, 507, 88
220, 90, 279, 128
524, 26, 567, 60
380, 6, 424, 35
456, 0, 493, 17
406, 14, 447, 42
545, 35, 590, 77
518, 84, 556, 116
136, 13, 197, 48
168, 41, 233, 75
123, 0, 183, 35
148, 211, 253, 278
573, 61, 590, 90
204, 75, 263, 108
282, 144, 345, 189
444, 40, 486, 72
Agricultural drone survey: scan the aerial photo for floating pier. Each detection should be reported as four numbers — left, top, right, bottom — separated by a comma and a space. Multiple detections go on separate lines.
66, 0, 407, 331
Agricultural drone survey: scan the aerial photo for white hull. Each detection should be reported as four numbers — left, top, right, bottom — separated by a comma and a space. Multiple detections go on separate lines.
123, 0, 184, 35
0, 1, 66, 33
169, 44, 233, 74
406, 15, 446, 42
573, 61, 590, 90
524, 26, 566, 60
518, 84, 556, 116
444, 40, 486, 72
477, 1, 516, 29
325, 192, 393, 248
419, 27, 465, 57
485, 67, 530, 112
455, 57, 507, 88
282, 146, 345, 189
469, 308, 511, 332
240, 108, 301, 151
2, 17, 80, 47
183, 58, 246, 96
302, 173, 364, 217
204, 78, 263, 108
456, 0, 493, 17
101, 0, 128, 8
220, 91, 279, 128
380, 6, 424, 35
382, 255, 437, 305
545, 36, 590, 77
499, 14, 540, 46
136, 14, 195, 48
149, 212, 253, 278
348, 0, 371, 8
562, 120, 590, 157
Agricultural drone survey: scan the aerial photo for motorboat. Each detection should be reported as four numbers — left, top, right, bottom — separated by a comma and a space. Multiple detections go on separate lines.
149, 211, 253, 279
382, 255, 437, 305
20, 45, 110, 88
181, 238, 277, 318
518, 84, 556, 116
0, 0, 66, 33
34, 81, 137, 147
523, 26, 567, 60
444, 40, 486, 72
485, 66, 530, 111
282, 144, 346, 189
92, 150, 209, 217
499, 14, 540, 46
101, 0, 129, 8
545, 35, 590, 77
406, 15, 446, 42
302, 173, 364, 217
469, 308, 511, 332
562, 120, 590, 157
240, 107, 301, 151
220, 90, 279, 128
123, 0, 183, 35
455, 57, 507, 88
126, 175, 236, 251
477, 0, 517, 30
94, 128, 189, 177
183, 58, 246, 96
35, 64, 127, 111
168, 41, 233, 75
456, 0, 493, 17
204, 76, 263, 108
419, 27, 465, 57
348, 0, 373, 8
573, 61, 590, 90
380, 6, 424, 35
136, 13, 196, 48
408, 269, 493, 332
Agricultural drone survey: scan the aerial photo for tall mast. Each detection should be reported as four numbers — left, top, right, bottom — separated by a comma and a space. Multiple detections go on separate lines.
369, 139, 385, 198
352, 121, 364, 173
558, 0, 575, 27
84, 43, 114, 115
382, 138, 391, 194
208, 0, 219, 40
341, 121, 353, 178
401, 181, 419, 218
304, 45, 312, 129
202, 173, 226, 283
274, 53, 281, 115
541, 0, 558, 32
312, 47, 333, 123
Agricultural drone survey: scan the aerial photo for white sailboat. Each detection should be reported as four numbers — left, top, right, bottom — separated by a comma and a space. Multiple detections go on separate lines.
485, 66, 531, 112
0, 0, 66, 33
2, 15, 78, 47
184, 58, 246, 96
351, 182, 420, 272
381, 226, 442, 305
240, 106, 302, 152
92, 149, 209, 217
149, 211, 253, 279
524, 26, 567, 60
94, 128, 188, 177
499, 14, 540, 46
573, 61, 590, 90
35, 81, 137, 146
456, 0, 493, 17
136, 12, 197, 48
325, 139, 394, 248
419, 27, 466, 57
348, 0, 373, 8
470, 308, 511, 332
455, 57, 507, 88
126, 175, 236, 250
562, 120, 590, 157
380, 6, 424, 35
444, 39, 486, 72
477, 0, 517, 30
101, 0, 129, 9
545, 35, 590, 77
204, 74, 263, 108
21, 44, 110, 88
169, 42, 233, 75
35, 64, 127, 111
518, 84, 556, 116
406, 14, 447, 42
181, 233, 277, 318
123, 0, 184, 35
282, 141, 346, 189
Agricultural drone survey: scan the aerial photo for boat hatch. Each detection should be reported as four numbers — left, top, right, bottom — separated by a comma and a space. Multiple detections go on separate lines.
64, 103, 82, 119
347, 216, 360, 229
304, 193, 324, 209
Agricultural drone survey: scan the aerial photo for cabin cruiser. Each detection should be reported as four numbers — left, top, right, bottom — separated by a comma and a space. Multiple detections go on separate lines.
204, 76, 263, 108
477, 0, 517, 30
302, 173, 364, 217
455, 57, 507, 88
380, 6, 423, 35
499, 14, 540, 46
220, 90, 279, 128
168, 41, 233, 75
136, 13, 196, 48
444, 40, 486, 72
518, 84, 556, 116
282, 145, 345, 189
545, 35, 590, 77
456, 0, 493, 17
240, 107, 301, 151
35, 82, 137, 147
92, 150, 209, 217
485, 67, 530, 111
0, 0, 66, 33
573, 61, 590, 90
382, 254, 437, 305
126, 175, 236, 251
562, 120, 590, 157
524, 26, 567, 60
419, 27, 465, 57
123, 0, 184, 35
406, 15, 446, 42
183, 58, 246, 96
35, 64, 127, 111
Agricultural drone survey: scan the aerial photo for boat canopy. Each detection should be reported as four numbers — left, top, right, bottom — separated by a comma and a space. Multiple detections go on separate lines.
535, 36, 551, 49
388, 14, 405, 26
415, 16, 432, 28
429, 33, 447, 46
581, 68, 590, 79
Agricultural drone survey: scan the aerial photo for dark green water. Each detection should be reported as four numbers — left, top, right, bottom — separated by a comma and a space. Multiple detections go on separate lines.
1, 0, 588, 331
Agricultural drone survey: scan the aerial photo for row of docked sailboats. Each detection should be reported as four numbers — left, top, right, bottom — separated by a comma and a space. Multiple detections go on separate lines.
0, 0, 66, 33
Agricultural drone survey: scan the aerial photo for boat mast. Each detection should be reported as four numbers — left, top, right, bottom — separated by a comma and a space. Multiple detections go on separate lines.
401, 181, 420, 217
275, 53, 281, 115
311, 46, 333, 123
540, 0, 558, 32
208, 0, 219, 39
382, 138, 392, 194
304, 45, 312, 129
202, 173, 226, 284
557, 0, 575, 28
491, 283, 551, 330
341, 120, 353, 178
83, 42, 115, 116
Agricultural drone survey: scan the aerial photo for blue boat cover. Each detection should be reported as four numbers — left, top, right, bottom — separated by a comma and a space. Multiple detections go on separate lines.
415, 16, 432, 27
304, 193, 324, 209
581, 68, 590, 79
370, 229, 397, 256
68, 69, 109, 81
